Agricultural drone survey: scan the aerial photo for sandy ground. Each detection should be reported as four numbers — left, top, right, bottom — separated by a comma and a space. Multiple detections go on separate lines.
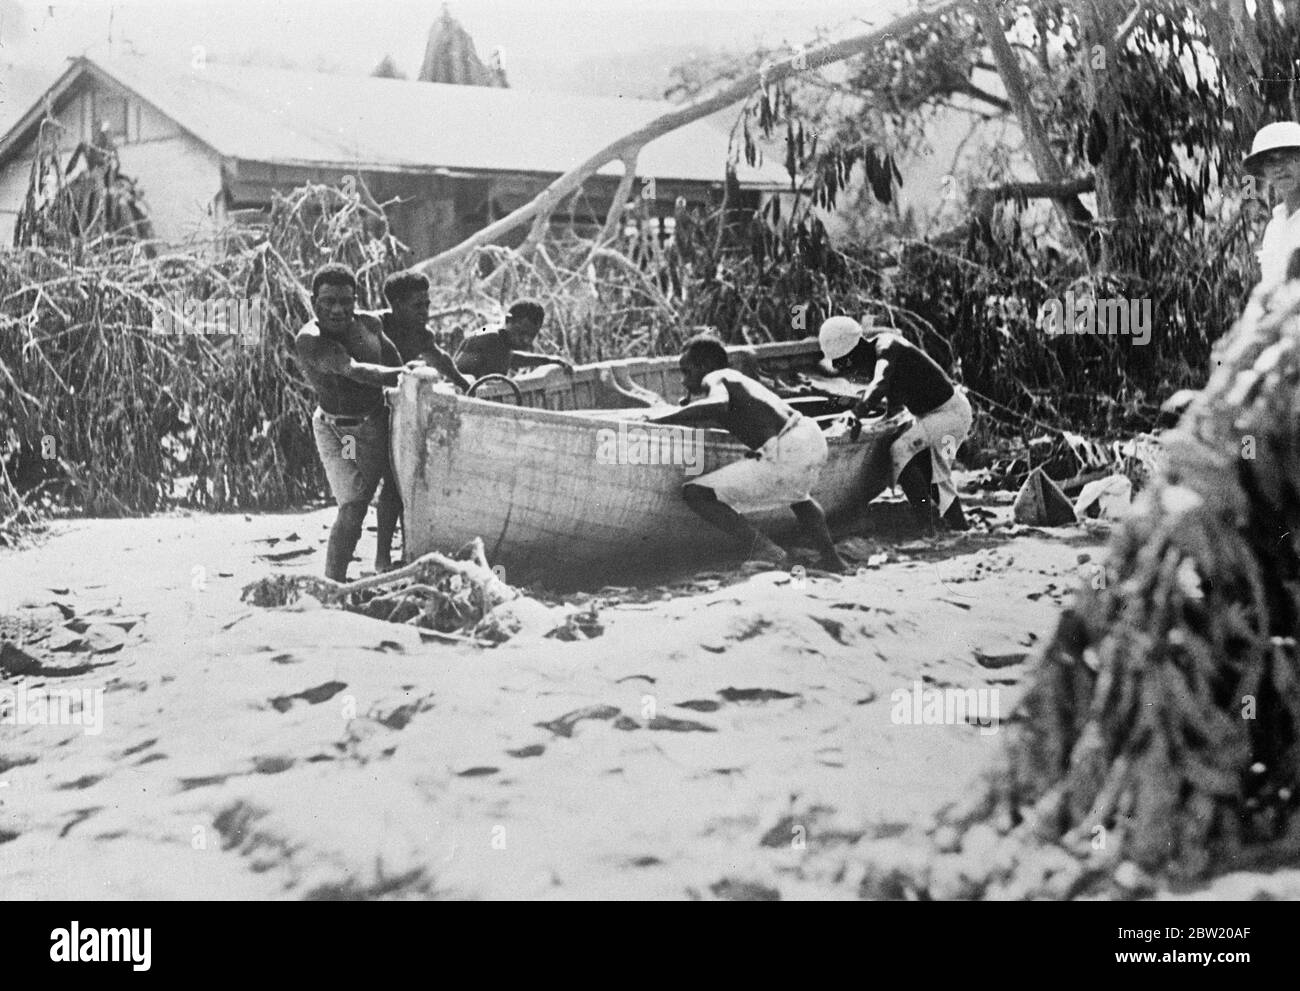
2, 495, 1294, 900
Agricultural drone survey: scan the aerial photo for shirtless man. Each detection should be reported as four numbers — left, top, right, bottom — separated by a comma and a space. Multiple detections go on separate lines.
454, 299, 574, 378
375, 271, 473, 385
370, 270, 473, 570
598, 342, 779, 409
819, 316, 972, 531
295, 263, 420, 581
647, 334, 848, 571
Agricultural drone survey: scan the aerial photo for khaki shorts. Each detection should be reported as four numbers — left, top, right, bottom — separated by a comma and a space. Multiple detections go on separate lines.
312, 406, 391, 506
691, 414, 828, 512
889, 389, 973, 514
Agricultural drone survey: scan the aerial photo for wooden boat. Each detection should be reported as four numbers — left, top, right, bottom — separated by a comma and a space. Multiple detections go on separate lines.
388, 340, 908, 583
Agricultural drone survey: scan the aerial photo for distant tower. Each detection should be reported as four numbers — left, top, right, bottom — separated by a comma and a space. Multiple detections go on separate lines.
418, 5, 508, 87
372, 54, 406, 79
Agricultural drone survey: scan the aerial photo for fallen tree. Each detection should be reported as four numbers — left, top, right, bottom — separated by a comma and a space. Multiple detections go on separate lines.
409, 0, 964, 276
858, 282, 1300, 899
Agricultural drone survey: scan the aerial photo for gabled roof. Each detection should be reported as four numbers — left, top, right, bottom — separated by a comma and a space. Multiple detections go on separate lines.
0, 54, 787, 189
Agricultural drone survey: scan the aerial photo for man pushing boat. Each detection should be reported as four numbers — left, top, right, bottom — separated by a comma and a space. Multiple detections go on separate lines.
647, 334, 848, 572
295, 263, 422, 582
370, 270, 473, 571
818, 316, 972, 532
454, 299, 575, 378
375, 271, 473, 387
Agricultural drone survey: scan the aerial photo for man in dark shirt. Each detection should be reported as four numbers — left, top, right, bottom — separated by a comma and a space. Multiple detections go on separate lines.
819, 316, 973, 531
295, 263, 420, 581
454, 298, 574, 378
369, 271, 473, 570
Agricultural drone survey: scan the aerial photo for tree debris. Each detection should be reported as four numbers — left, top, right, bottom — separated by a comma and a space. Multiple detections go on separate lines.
858, 283, 1300, 897
240, 537, 578, 644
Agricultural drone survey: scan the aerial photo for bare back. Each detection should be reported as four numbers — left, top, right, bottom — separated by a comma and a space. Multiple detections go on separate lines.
700, 368, 795, 450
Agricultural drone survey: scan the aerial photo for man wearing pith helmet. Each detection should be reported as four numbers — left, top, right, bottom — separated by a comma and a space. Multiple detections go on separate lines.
818, 315, 973, 532
1161, 122, 1300, 425
1244, 121, 1300, 291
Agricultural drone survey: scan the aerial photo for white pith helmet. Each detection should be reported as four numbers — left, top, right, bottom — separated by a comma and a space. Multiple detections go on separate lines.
1244, 121, 1300, 172
819, 315, 865, 360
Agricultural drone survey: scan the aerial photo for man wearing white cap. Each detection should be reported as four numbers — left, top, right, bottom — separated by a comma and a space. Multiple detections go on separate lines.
819, 316, 972, 531
1244, 121, 1300, 292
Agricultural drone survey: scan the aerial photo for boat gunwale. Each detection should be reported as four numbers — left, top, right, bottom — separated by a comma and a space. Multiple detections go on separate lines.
393, 370, 909, 448
390, 340, 909, 578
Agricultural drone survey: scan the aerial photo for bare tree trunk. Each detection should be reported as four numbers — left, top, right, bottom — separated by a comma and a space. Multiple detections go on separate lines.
1078, 0, 1126, 270
972, 0, 1095, 254
1201, 2, 1258, 118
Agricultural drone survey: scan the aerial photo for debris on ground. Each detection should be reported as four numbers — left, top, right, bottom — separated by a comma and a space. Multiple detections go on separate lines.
1012, 467, 1077, 527
1073, 474, 1132, 521
987, 429, 1163, 499
240, 536, 577, 644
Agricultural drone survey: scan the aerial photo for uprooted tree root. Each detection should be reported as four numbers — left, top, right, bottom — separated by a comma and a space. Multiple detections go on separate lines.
857, 285, 1300, 900
241, 537, 601, 644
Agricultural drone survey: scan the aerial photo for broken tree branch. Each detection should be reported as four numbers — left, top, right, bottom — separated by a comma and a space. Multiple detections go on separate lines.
600, 154, 640, 244
958, 79, 1013, 113
968, 177, 1096, 238
1114, 0, 1148, 47
977, 177, 1096, 201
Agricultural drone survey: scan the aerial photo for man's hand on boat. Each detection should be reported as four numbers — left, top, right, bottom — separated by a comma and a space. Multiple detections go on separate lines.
547, 358, 576, 375
398, 357, 473, 392
851, 397, 890, 418
645, 396, 727, 428
817, 356, 843, 377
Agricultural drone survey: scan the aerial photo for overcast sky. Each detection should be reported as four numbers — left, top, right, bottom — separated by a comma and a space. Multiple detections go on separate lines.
1, 0, 912, 88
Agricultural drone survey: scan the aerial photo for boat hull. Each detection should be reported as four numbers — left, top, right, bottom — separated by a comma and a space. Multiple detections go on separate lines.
389, 342, 905, 581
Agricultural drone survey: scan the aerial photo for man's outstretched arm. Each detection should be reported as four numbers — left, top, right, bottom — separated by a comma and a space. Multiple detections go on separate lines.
415, 341, 473, 391
648, 378, 728, 426
297, 334, 411, 387
512, 350, 574, 373
853, 358, 892, 414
